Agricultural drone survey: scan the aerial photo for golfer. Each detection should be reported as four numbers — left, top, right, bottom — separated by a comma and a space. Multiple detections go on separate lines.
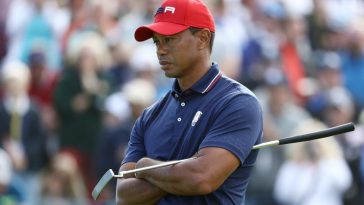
116, 0, 263, 204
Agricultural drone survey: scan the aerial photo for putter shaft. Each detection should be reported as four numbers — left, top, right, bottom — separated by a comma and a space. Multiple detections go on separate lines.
115, 157, 197, 178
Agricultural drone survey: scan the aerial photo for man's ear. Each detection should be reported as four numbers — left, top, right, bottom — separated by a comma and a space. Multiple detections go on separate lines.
196, 29, 211, 51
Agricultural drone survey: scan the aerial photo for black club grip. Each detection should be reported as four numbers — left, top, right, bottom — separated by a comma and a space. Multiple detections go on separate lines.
279, 122, 355, 145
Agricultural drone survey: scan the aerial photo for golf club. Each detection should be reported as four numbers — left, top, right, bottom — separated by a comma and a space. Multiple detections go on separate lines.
92, 122, 355, 200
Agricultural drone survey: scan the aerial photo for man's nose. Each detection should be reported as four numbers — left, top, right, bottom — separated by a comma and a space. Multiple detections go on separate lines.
157, 43, 168, 56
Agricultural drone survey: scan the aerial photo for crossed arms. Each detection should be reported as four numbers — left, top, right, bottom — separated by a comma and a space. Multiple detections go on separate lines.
116, 147, 240, 205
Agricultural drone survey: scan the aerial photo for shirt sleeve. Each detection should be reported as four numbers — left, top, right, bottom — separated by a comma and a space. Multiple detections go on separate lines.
199, 94, 263, 165
122, 114, 146, 164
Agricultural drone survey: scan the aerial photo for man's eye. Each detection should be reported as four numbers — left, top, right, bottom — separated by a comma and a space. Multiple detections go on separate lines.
165, 37, 174, 43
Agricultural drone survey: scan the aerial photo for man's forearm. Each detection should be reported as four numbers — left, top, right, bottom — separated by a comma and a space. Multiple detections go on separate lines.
116, 178, 166, 205
134, 148, 240, 196
134, 157, 212, 195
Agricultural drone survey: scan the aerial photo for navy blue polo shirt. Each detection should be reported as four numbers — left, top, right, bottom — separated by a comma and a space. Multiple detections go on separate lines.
123, 63, 263, 205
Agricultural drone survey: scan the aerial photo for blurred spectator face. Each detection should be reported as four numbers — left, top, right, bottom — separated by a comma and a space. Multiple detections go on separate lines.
2, 62, 30, 98
3, 78, 27, 98
260, 14, 281, 33
29, 51, 46, 82
110, 42, 129, 64
78, 48, 99, 72
345, 18, 364, 53
70, 0, 86, 12
346, 32, 364, 55
284, 17, 307, 41
123, 78, 156, 118
68, 31, 111, 71
258, 1, 286, 33
324, 88, 354, 126
44, 152, 83, 197
325, 106, 352, 126
268, 84, 291, 116
317, 68, 341, 88
322, 30, 347, 51
314, 51, 342, 88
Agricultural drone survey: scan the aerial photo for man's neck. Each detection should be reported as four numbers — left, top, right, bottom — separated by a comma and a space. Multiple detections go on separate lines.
177, 60, 211, 91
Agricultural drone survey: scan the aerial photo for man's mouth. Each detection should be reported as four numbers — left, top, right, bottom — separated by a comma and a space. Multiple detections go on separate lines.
159, 60, 172, 69
159, 60, 170, 65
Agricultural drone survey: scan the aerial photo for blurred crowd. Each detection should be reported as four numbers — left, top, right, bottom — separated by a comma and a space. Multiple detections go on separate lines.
0, 0, 363, 205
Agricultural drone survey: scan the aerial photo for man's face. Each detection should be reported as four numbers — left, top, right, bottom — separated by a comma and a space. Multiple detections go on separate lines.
152, 29, 201, 78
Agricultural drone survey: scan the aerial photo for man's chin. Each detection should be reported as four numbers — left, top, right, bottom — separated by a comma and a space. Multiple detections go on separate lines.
163, 71, 179, 78
164, 73, 173, 78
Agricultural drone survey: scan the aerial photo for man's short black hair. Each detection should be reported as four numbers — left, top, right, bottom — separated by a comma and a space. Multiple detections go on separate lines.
189, 27, 215, 53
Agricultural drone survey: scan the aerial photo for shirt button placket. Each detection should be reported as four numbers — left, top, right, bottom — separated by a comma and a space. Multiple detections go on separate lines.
177, 102, 185, 122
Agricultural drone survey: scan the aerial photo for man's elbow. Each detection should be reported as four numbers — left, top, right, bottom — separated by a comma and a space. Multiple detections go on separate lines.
194, 182, 217, 195
188, 174, 220, 195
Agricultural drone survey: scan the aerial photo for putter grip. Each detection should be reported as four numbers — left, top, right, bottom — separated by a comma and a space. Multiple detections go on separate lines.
279, 122, 355, 145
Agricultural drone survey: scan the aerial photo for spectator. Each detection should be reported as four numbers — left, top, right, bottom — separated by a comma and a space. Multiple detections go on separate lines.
128, 43, 170, 98
257, 68, 311, 139
323, 86, 362, 205
247, 66, 310, 205
117, 0, 159, 49
305, 51, 349, 120
96, 78, 157, 202
209, 0, 248, 79
306, 0, 328, 51
28, 49, 59, 108
60, 0, 93, 52
279, 15, 310, 104
274, 119, 352, 205
53, 31, 111, 194
106, 41, 135, 91
18, 0, 62, 70
340, 18, 364, 110
239, 0, 284, 90
4, 0, 34, 65
40, 151, 88, 205
0, 61, 47, 204
28, 49, 59, 132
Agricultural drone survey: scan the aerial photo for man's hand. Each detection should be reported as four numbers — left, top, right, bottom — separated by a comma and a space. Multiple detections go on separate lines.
116, 162, 166, 205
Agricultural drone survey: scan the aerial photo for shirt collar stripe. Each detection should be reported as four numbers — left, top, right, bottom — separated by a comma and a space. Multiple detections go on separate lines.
202, 72, 222, 94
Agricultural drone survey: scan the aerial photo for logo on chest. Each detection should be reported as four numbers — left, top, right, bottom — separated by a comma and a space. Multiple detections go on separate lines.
191, 111, 203, 127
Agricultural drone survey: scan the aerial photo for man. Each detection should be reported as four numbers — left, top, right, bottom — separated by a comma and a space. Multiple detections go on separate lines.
116, 0, 263, 204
